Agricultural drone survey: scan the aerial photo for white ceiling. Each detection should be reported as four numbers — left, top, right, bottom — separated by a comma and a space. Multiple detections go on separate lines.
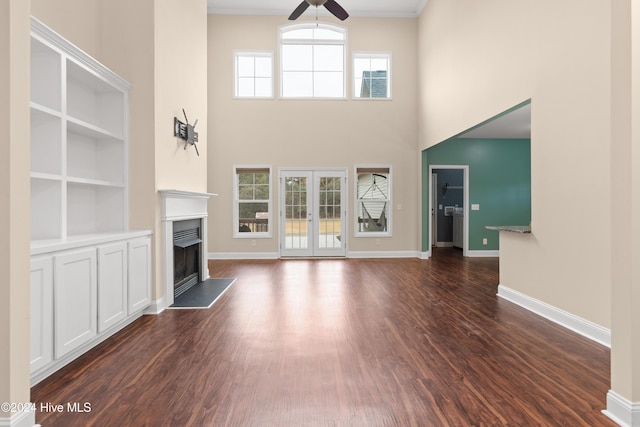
458, 104, 531, 139
207, 0, 429, 18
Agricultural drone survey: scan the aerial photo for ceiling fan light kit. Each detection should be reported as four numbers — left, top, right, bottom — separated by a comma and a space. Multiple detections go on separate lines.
288, 0, 349, 21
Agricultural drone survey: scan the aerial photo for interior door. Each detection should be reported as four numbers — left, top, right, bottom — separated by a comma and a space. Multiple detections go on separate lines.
280, 170, 346, 257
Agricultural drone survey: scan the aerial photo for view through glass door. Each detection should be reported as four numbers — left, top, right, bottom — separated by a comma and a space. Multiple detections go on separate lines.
280, 170, 346, 257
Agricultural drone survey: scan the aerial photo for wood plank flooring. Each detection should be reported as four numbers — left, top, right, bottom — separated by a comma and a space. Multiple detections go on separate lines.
31, 248, 614, 426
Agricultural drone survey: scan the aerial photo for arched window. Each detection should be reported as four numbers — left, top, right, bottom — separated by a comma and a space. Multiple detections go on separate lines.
279, 23, 347, 98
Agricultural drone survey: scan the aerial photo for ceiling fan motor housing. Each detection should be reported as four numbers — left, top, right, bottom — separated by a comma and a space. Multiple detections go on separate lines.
307, 0, 328, 6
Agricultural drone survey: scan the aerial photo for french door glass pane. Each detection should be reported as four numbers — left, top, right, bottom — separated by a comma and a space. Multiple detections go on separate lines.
318, 176, 342, 249
285, 176, 308, 249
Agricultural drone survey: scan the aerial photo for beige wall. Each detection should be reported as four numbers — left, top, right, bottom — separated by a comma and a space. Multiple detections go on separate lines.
419, 0, 640, 408
207, 15, 419, 255
419, 0, 612, 328
32, 0, 99, 56
154, 0, 208, 193
153, 0, 208, 300
0, 0, 32, 417
609, 0, 640, 404
631, 1, 640, 404
32, 0, 209, 304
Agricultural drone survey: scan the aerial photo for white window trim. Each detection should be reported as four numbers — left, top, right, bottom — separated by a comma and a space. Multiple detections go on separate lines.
278, 22, 348, 100
353, 164, 392, 237
233, 165, 273, 238
233, 50, 274, 99
352, 51, 392, 100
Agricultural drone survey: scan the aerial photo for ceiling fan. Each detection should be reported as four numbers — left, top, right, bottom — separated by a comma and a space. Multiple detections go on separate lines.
288, 0, 349, 21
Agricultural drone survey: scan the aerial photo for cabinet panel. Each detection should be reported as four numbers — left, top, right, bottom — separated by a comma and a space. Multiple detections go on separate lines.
30, 257, 53, 373
98, 242, 127, 333
54, 248, 97, 358
128, 238, 151, 314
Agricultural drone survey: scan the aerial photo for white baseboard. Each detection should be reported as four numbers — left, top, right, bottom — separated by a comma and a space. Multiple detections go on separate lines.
144, 298, 165, 315
0, 409, 36, 427
497, 285, 611, 347
420, 249, 498, 259
347, 251, 420, 259
603, 390, 640, 427
209, 252, 279, 260
209, 251, 422, 260
467, 249, 499, 257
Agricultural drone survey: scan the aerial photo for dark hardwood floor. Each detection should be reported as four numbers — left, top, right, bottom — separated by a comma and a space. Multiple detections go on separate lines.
31, 248, 614, 426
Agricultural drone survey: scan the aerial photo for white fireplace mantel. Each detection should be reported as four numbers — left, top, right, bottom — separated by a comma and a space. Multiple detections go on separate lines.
159, 189, 217, 310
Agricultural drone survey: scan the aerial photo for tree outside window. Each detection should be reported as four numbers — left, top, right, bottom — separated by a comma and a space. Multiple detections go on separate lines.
235, 167, 271, 237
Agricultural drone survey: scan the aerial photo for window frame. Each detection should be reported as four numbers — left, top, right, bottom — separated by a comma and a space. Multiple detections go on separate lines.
354, 165, 392, 237
233, 165, 273, 238
233, 50, 274, 99
352, 51, 392, 100
279, 22, 348, 100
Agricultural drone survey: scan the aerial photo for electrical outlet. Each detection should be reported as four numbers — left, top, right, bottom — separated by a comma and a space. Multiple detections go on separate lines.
251, 240, 257, 247
375, 238, 381, 245
482, 238, 488, 245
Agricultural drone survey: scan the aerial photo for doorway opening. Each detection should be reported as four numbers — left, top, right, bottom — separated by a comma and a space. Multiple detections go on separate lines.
428, 165, 469, 257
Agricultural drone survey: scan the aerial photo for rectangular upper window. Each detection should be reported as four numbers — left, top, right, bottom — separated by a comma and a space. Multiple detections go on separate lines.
234, 51, 274, 98
234, 166, 272, 237
353, 52, 391, 99
354, 166, 392, 237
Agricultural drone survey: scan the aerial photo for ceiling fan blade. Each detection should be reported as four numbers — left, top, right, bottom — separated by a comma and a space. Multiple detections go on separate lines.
324, 0, 349, 20
289, 1, 310, 20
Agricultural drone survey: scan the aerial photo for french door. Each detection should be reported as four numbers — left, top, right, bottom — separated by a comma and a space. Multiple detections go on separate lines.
280, 169, 347, 257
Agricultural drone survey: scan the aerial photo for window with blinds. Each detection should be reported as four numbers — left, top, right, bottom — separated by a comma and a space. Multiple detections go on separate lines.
234, 166, 272, 237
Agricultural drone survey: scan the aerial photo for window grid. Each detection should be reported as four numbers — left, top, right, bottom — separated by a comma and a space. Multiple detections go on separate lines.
353, 52, 391, 99
234, 51, 273, 99
234, 167, 272, 237
280, 23, 347, 99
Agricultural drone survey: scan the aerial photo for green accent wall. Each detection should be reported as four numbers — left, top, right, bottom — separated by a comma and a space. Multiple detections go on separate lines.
422, 138, 531, 252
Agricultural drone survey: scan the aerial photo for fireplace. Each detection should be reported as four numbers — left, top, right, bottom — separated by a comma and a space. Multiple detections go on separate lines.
160, 189, 216, 310
173, 219, 201, 298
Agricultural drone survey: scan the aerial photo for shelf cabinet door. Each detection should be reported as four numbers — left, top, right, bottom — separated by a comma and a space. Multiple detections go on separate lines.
97, 242, 127, 333
54, 248, 97, 358
128, 237, 151, 314
30, 257, 53, 373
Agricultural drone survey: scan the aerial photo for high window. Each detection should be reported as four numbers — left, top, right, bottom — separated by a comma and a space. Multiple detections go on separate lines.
279, 23, 347, 98
355, 166, 392, 236
353, 52, 391, 99
234, 167, 272, 237
234, 51, 274, 98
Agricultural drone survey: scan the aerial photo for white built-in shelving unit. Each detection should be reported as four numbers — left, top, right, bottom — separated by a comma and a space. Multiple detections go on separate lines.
30, 18, 129, 242
29, 17, 152, 385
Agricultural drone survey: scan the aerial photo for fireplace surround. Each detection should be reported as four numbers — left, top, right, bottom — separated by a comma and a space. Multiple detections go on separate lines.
160, 190, 216, 309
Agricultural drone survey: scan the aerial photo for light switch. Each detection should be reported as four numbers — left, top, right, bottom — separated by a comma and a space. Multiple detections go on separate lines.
471, 204, 480, 211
